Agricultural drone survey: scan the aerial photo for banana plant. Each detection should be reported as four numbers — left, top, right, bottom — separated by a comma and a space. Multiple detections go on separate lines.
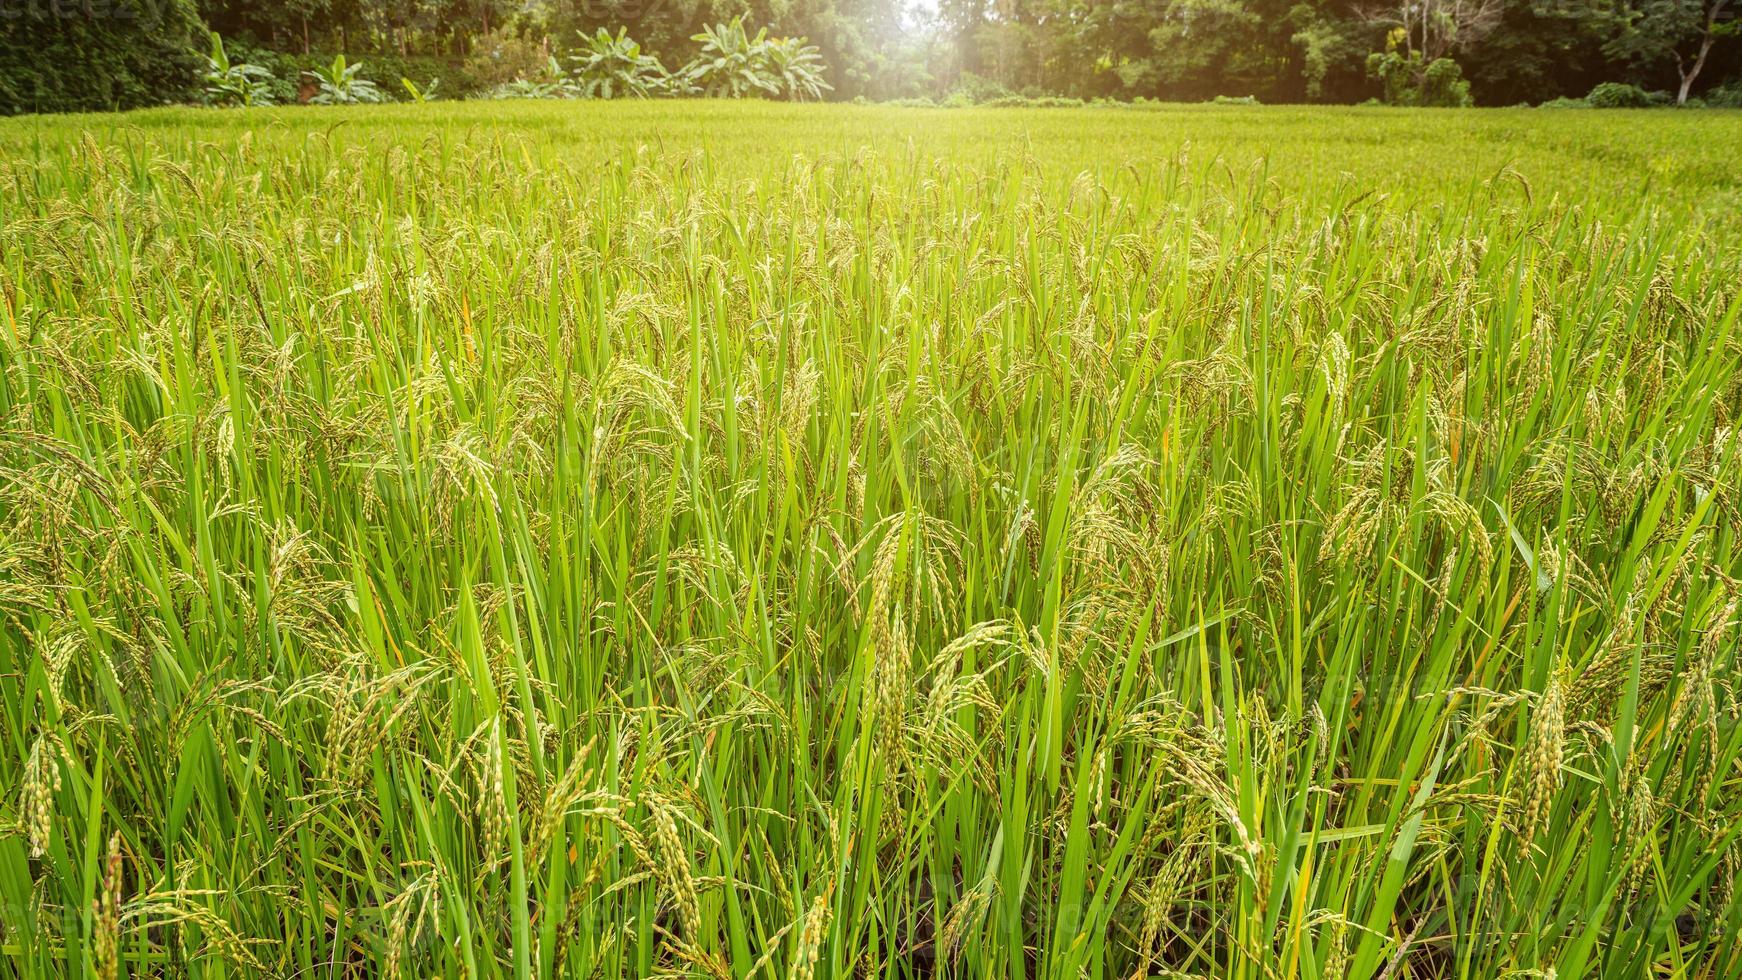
308, 54, 384, 105
488, 57, 580, 99
568, 28, 669, 99
400, 77, 440, 103
683, 18, 780, 98
202, 32, 276, 107
763, 35, 832, 102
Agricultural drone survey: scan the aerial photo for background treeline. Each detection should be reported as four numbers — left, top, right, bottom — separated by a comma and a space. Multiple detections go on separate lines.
3, 0, 1739, 114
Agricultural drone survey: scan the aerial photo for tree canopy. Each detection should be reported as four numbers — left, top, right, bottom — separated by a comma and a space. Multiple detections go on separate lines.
4, 0, 1739, 112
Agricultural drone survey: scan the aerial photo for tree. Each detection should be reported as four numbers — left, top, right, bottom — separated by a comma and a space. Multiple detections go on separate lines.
1367, 30, 1474, 103
10, 0, 1741, 111
1291, 4, 1377, 101
1140, 0, 1266, 97
1363, 0, 1505, 63
1, 0, 206, 114
1357, 0, 1498, 104
1606, 0, 1736, 103
1028, 0, 1312, 102
1460, 0, 1618, 104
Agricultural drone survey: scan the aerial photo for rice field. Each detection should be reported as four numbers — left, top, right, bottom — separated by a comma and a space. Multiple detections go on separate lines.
2, 101, 1741, 979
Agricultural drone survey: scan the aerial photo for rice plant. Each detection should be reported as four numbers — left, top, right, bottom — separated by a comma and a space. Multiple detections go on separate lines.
0, 100, 1739, 979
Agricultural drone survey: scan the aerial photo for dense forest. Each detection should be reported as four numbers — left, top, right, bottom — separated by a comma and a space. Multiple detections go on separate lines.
3, 0, 1739, 113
